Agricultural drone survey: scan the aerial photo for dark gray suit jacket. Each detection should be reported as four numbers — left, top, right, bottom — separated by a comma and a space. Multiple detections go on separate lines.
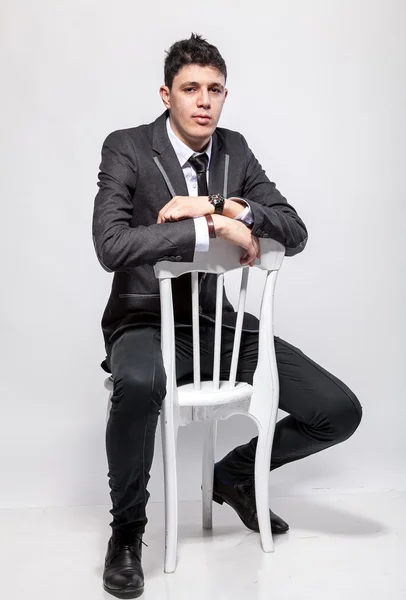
92, 109, 308, 363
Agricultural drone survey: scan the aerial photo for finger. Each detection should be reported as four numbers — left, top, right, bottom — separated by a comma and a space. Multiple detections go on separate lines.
254, 236, 261, 258
160, 198, 176, 216
248, 246, 257, 266
240, 252, 252, 265
167, 208, 184, 222
161, 202, 179, 221
158, 205, 170, 222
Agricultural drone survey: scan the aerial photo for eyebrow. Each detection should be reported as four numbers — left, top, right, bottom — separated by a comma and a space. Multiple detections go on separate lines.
181, 81, 224, 90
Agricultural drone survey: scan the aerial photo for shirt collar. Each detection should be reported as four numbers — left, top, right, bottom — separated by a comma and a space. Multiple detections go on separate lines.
166, 117, 212, 169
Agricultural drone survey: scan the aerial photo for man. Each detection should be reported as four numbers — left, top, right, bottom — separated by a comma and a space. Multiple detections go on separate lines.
93, 33, 362, 599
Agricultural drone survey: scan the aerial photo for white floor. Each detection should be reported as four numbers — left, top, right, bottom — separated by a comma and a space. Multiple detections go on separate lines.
0, 491, 405, 600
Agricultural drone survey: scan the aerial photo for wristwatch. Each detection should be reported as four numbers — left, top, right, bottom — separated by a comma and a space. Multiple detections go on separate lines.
208, 193, 225, 214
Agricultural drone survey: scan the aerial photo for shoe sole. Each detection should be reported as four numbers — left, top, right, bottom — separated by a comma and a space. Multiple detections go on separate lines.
103, 583, 144, 598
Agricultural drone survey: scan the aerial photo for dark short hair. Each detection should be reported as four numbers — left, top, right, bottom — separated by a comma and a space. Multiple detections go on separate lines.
164, 33, 227, 90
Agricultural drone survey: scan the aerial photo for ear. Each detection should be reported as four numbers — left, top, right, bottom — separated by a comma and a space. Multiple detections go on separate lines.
160, 85, 171, 109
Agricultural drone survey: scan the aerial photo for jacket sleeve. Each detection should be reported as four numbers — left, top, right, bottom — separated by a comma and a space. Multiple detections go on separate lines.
239, 134, 308, 257
92, 129, 196, 272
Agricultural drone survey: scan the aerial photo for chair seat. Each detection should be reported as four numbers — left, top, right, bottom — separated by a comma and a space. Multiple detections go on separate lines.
177, 380, 253, 407
104, 376, 253, 408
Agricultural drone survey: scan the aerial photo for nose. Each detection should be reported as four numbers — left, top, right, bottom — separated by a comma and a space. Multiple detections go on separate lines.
197, 88, 210, 108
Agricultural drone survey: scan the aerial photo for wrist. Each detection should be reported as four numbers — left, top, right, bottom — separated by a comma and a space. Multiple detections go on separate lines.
211, 214, 228, 236
205, 197, 215, 214
223, 198, 246, 219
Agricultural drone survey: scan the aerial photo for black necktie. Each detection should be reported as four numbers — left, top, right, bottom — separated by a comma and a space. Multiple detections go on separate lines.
188, 153, 209, 196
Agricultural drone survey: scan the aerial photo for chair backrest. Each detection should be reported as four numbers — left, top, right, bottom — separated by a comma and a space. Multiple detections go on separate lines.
153, 238, 285, 397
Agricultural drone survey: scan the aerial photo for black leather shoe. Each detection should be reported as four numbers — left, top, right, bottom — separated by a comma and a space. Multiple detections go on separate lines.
213, 474, 289, 534
103, 529, 145, 599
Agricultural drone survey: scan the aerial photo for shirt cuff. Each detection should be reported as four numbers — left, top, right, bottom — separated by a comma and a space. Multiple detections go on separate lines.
231, 198, 254, 228
235, 205, 251, 221
193, 216, 210, 252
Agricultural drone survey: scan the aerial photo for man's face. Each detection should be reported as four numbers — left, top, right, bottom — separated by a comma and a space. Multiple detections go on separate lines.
160, 64, 228, 152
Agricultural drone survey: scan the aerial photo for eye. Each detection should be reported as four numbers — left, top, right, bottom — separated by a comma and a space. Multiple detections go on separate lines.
211, 88, 222, 93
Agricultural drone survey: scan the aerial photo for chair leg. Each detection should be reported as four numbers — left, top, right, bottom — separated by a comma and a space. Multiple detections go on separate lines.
254, 426, 274, 553
202, 420, 217, 530
161, 405, 179, 573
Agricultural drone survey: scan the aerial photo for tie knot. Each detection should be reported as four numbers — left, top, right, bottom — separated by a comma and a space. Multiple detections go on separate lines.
188, 153, 209, 173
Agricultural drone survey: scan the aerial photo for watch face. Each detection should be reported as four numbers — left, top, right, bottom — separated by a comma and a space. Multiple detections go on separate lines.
210, 194, 225, 214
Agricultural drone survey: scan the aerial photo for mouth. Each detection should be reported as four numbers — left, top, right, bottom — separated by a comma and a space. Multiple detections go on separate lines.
192, 115, 211, 125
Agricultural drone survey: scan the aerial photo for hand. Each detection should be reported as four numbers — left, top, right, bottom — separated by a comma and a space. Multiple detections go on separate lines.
212, 216, 261, 267
157, 196, 214, 223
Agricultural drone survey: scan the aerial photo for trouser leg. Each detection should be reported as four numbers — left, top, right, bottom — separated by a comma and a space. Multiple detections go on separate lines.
106, 326, 165, 534
106, 325, 195, 534
214, 330, 363, 480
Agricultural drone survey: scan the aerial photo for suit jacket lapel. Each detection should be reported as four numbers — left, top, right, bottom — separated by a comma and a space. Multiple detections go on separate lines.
152, 110, 189, 197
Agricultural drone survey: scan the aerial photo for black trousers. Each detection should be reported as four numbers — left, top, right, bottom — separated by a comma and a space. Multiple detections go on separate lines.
106, 323, 362, 534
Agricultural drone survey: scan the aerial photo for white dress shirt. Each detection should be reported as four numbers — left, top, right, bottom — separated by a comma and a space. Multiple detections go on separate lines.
166, 118, 252, 253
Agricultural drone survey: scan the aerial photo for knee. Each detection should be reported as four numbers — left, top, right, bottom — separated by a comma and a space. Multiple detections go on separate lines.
112, 366, 167, 418
326, 388, 363, 443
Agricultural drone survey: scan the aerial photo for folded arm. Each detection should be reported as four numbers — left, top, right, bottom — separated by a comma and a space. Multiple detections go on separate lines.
92, 130, 196, 272
237, 134, 308, 257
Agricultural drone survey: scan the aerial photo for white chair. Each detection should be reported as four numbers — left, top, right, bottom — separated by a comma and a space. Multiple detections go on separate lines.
105, 237, 285, 574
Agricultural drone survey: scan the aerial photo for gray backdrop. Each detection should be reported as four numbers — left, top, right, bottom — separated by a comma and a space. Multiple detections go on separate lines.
1, 0, 405, 509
